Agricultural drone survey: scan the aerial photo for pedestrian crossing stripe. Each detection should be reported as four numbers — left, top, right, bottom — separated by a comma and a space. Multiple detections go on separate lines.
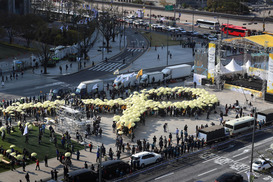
88, 62, 126, 72
127, 48, 143, 52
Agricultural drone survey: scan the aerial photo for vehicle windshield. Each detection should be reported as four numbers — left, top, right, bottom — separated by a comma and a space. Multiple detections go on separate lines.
254, 160, 262, 165
131, 156, 140, 160
225, 124, 233, 129
53, 89, 58, 94
75, 88, 81, 94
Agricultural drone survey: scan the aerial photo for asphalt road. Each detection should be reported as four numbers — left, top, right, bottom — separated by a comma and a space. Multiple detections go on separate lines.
115, 127, 273, 182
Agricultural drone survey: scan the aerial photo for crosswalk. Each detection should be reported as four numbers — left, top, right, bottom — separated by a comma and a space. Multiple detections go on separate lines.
127, 48, 144, 52
88, 62, 125, 72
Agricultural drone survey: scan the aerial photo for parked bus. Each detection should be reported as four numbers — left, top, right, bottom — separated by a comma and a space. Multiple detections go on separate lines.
224, 116, 255, 135
196, 19, 220, 30
221, 24, 250, 37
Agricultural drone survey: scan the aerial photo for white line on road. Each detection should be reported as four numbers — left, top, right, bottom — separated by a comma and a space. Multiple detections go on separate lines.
154, 172, 174, 180
197, 168, 218, 177
233, 152, 249, 158
236, 156, 249, 162
202, 157, 220, 163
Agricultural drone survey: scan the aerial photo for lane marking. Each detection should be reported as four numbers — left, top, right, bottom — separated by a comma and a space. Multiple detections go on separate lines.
154, 172, 174, 180
202, 157, 220, 163
232, 149, 249, 158
236, 156, 249, 162
197, 168, 218, 177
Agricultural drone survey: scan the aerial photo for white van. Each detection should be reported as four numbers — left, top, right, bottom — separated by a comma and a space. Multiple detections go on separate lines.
224, 116, 255, 135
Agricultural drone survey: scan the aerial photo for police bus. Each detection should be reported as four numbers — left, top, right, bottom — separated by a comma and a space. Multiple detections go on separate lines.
224, 116, 255, 135
196, 19, 220, 30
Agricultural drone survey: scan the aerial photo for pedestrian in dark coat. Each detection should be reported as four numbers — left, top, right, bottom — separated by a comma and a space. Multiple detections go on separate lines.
76, 150, 80, 160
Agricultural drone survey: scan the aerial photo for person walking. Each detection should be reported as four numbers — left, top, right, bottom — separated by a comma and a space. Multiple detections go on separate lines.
84, 161, 88, 169
35, 159, 40, 170
25, 172, 30, 182
22, 159, 26, 172
76, 150, 80, 160
54, 169, 58, 180
89, 142, 93, 152
44, 155, 48, 167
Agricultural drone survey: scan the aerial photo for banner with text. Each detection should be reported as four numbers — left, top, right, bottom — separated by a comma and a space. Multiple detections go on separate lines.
208, 43, 216, 83
267, 53, 273, 94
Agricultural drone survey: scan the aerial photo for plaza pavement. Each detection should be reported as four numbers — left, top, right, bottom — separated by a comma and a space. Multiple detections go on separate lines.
0, 28, 273, 182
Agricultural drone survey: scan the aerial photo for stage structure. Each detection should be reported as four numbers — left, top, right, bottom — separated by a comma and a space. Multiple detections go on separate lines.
195, 34, 273, 101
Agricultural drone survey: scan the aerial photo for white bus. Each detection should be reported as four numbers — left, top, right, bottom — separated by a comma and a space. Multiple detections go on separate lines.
196, 19, 220, 30
224, 116, 255, 135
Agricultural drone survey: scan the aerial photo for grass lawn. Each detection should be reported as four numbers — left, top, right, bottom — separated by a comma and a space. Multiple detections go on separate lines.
0, 126, 84, 172
140, 31, 181, 47
0, 43, 31, 60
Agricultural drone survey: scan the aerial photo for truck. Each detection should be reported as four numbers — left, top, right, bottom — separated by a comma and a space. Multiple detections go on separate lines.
75, 79, 104, 96
113, 72, 137, 89
161, 64, 192, 81
140, 71, 164, 84
198, 125, 227, 144
256, 109, 273, 124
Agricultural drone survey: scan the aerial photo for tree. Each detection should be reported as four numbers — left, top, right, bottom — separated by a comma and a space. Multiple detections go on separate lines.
0, 13, 19, 44
17, 14, 45, 47
34, 25, 53, 74
77, 19, 97, 59
98, 12, 118, 51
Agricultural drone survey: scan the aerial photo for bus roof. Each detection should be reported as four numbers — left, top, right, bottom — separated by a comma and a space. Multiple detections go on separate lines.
225, 116, 254, 126
197, 19, 218, 23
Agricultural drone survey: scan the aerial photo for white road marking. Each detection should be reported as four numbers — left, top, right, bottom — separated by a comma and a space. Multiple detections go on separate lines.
154, 172, 174, 180
202, 157, 220, 163
236, 156, 249, 162
197, 168, 218, 177
232, 149, 250, 158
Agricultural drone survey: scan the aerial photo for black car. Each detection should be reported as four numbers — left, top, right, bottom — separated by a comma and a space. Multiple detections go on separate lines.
52, 88, 71, 99
215, 172, 243, 182
66, 169, 99, 182
101, 160, 130, 180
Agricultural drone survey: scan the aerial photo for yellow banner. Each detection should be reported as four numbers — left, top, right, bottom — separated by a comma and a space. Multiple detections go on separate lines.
224, 84, 263, 98
208, 43, 216, 83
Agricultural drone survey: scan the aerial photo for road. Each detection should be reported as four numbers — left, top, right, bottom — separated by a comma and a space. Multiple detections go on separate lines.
115, 127, 273, 182
0, 27, 149, 99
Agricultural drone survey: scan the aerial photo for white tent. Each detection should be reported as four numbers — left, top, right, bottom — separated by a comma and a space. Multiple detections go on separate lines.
215, 62, 231, 74
225, 59, 242, 72
241, 60, 251, 73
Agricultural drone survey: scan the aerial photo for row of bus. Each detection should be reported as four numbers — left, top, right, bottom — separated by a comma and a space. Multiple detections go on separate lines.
198, 109, 273, 144
196, 19, 270, 37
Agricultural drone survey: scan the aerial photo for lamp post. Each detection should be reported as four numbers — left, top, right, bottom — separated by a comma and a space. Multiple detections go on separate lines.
166, 31, 169, 66
149, 5, 152, 47
249, 107, 256, 182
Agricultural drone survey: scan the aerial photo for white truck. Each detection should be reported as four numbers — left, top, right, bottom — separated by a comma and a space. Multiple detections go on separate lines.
140, 71, 164, 84
76, 79, 104, 96
161, 64, 192, 81
113, 72, 137, 89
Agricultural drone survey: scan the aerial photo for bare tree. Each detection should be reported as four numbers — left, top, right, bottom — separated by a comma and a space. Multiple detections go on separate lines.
34, 25, 53, 74
98, 12, 118, 50
0, 13, 19, 44
42, 0, 54, 20
17, 14, 45, 47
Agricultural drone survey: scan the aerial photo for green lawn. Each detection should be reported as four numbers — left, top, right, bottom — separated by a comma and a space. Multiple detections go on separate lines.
0, 43, 30, 60
0, 126, 84, 172
141, 31, 181, 47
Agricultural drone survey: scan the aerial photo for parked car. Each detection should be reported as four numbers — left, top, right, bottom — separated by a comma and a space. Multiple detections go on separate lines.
66, 169, 99, 182
207, 35, 218, 41
252, 158, 273, 171
130, 151, 162, 168
101, 160, 130, 180
215, 172, 243, 182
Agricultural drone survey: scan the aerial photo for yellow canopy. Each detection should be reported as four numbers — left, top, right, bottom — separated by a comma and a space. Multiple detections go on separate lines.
245, 35, 273, 47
